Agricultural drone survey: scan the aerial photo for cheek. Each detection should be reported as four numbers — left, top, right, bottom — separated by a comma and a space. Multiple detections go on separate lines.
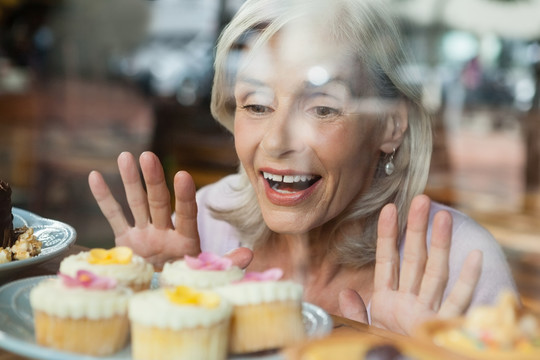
319, 124, 372, 164
321, 123, 381, 185
234, 118, 257, 166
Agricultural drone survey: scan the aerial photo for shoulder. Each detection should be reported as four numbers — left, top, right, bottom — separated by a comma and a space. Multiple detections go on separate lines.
195, 174, 243, 255
196, 173, 245, 206
428, 202, 502, 256
428, 201, 471, 227
427, 201, 518, 307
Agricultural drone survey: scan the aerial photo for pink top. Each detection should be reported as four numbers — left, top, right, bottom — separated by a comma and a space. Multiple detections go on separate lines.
195, 174, 518, 312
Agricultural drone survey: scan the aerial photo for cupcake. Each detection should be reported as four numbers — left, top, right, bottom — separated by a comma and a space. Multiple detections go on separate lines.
59, 246, 154, 291
30, 271, 131, 356
129, 285, 232, 360
160, 251, 244, 289
216, 268, 305, 354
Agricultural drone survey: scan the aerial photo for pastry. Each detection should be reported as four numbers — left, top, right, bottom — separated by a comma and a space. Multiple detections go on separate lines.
283, 331, 451, 360
30, 271, 131, 356
59, 246, 154, 291
416, 290, 540, 359
0, 180, 41, 262
10, 226, 41, 260
0, 180, 14, 249
216, 268, 305, 354
129, 285, 232, 360
160, 251, 244, 289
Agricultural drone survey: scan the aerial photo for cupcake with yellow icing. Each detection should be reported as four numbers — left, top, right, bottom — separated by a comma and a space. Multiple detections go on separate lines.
59, 246, 154, 291
216, 268, 305, 354
160, 251, 243, 289
30, 271, 131, 356
128, 285, 232, 360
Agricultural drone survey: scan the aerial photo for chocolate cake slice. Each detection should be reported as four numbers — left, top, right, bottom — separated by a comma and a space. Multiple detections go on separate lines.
0, 180, 15, 248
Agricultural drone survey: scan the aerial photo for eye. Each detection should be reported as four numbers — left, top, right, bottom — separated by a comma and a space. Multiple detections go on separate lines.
311, 106, 340, 118
241, 104, 272, 115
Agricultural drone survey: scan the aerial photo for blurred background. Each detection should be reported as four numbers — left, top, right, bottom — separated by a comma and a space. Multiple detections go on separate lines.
1, 0, 539, 302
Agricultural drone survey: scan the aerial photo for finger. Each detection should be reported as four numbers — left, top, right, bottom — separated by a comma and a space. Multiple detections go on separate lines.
173, 170, 200, 244
417, 210, 452, 311
438, 250, 483, 318
338, 288, 368, 324
399, 194, 430, 295
374, 203, 400, 292
140, 152, 173, 229
224, 247, 254, 269
118, 152, 149, 228
88, 170, 130, 237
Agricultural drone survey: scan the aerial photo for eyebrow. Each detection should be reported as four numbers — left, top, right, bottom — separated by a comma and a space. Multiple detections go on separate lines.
236, 76, 349, 90
236, 76, 269, 88
303, 77, 350, 91
235, 76, 352, 105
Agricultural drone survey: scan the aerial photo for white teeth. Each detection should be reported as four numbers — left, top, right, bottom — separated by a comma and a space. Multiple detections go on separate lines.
262, 172, 315, 183
263, 172, 282, 181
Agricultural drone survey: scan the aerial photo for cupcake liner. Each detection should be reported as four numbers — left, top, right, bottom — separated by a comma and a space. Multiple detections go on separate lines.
131, 319, 229, 360
34, 311, 129, 356
229, 300, 305, 354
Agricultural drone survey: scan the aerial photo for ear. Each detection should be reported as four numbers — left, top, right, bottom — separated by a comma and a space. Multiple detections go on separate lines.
380, 100, 408, 154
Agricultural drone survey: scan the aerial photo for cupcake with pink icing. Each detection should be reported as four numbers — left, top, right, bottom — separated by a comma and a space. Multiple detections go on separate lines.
159, 251, 243, 289
59, 246, 154, 291
128, 285, 232, 360
29, 271, 131, 356
216, 268, 305, 354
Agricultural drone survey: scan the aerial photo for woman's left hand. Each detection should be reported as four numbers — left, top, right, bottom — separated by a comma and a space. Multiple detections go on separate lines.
339, 194, 483, 335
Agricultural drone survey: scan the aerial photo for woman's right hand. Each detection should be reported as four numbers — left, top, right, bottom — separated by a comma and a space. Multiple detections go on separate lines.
88, 151, 252, 270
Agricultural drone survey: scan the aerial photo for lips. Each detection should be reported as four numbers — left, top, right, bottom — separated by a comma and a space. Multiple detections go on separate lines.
261, 170, 321, 205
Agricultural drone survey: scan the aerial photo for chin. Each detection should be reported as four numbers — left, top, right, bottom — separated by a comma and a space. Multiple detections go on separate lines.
262, 213, 314, 236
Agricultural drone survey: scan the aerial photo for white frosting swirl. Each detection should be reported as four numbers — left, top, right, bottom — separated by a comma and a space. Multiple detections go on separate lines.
29, 278, 132, 319
216, 280, 303, 306
159, 260, 244, 289
128, 289, 232, 330
59, 251, 154, 286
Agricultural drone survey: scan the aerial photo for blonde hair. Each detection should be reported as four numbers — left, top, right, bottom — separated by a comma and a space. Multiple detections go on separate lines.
209, 0, 432, 268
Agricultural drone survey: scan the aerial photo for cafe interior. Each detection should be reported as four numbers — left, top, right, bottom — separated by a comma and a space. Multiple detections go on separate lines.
1, 0, 540, 358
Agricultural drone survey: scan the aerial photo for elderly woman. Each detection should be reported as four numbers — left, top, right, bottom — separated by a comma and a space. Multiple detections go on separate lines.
89, 0, 516, 335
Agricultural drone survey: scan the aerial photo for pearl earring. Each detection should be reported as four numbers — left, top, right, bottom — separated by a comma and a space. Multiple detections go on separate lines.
385, 148, 396, 176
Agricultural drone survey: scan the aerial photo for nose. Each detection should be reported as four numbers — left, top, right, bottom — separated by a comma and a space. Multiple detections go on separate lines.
260, 107, 307, 158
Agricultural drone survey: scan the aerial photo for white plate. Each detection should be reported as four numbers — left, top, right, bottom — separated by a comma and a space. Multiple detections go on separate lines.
0, 276, 333, 360
0, 208, 77, 279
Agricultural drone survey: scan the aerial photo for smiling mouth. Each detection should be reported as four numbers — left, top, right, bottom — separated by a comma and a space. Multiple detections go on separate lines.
262, 171, 321, 193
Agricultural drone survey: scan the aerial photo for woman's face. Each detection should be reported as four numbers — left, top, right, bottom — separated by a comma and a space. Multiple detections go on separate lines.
233, 30, 387, 234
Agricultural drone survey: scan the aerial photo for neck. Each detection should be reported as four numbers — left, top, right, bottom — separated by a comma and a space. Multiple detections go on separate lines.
249, 229, 374, 315
254, 228, 325, 266
251, 225, 358, 284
